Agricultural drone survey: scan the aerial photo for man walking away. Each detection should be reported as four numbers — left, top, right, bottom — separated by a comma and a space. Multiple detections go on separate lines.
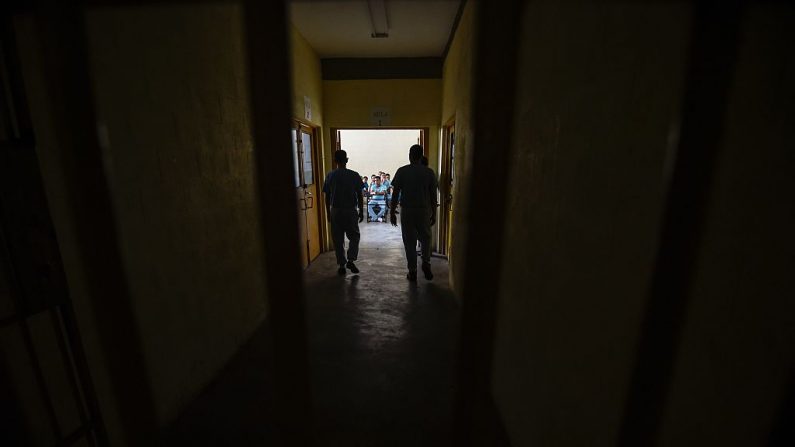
323, 150, 364, 275
390, 145, 438, 281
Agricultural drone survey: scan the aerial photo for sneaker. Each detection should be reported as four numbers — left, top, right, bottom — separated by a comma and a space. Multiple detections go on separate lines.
407, 271, 417, 281
346, 261, 359, 274
422, 262, 433, 280
337, 265, 346, 276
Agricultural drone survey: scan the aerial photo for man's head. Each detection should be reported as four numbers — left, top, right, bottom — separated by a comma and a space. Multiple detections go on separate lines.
409, 144, 423, 163
334, 150, 348, 165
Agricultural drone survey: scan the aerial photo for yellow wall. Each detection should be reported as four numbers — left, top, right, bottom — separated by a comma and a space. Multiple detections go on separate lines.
322, 78, 442, 247
656, 5, 795, 445
489, 3, 795, 445
83, 3, 268, 430
440, 0, 476, 291
323, 79, 441, 171
16, 5, 270, 444
290, 25, 324, 130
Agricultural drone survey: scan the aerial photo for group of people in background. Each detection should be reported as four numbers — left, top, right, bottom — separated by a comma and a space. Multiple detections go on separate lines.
361, 172, 392, 222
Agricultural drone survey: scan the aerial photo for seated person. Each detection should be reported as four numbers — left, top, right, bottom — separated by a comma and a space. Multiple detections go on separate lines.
368, 176, 388, 222
383, 173, 392, 212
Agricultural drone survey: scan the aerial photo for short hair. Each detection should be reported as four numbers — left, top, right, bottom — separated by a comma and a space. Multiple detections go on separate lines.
334, 150, 348, 164
409, 144, 423, 162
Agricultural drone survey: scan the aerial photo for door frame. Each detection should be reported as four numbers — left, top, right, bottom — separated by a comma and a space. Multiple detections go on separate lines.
330, 126, 430, 159
292, 118, 326, 263
439, 117, 455, 257
329, 126, 432, 250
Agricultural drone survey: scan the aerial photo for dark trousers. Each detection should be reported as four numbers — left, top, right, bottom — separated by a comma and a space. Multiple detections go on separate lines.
330, 207, 360, 265
400, 207, 431, 271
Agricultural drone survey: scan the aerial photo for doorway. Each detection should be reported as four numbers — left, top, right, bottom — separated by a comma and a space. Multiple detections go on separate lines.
332, 128, 427, 181
291, 120, 323, 267
331, 128, 429, 249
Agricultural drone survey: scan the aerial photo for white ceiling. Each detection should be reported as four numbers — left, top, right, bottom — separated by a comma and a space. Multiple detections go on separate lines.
289, 1, 461, 58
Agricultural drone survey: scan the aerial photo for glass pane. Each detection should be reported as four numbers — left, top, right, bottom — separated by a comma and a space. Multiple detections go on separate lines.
301, 132, 313, 185
291, 129, 300, 187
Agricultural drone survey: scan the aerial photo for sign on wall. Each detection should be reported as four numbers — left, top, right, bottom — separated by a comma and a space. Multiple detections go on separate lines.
370, 107, 391, 126
304, 96, 312, 121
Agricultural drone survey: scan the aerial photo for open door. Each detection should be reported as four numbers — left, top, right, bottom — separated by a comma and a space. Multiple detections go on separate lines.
291, 121, 322, 267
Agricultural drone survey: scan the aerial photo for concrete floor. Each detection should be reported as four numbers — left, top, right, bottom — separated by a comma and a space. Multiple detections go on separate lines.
162, 221, 460, 445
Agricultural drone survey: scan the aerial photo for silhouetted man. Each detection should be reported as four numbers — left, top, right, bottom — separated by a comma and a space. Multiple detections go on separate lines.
323, 150, 364, 275
390, 145, 438, 281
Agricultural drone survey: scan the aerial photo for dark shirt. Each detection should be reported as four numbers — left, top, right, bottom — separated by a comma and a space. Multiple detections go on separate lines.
391, 164, 438, 209
323, 168, 363, 209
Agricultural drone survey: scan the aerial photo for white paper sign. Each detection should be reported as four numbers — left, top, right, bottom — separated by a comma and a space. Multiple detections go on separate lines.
370, 107, 391, 126
304, 96, 312, 121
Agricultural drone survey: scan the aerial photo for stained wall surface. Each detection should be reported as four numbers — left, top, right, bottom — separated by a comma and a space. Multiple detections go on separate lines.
491, 4, 692, 445
81, 4, 269, 427
440, 0, 476, 291
656, 5, 795, 446
290, 24, 324, 130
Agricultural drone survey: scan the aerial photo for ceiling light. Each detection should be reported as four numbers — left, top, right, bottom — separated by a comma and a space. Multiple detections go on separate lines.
368, 0, 389, 38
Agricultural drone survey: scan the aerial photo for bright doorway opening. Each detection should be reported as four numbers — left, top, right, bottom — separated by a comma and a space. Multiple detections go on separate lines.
336, 129, 423, 181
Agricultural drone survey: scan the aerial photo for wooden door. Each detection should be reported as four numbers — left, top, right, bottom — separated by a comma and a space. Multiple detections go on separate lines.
439, 121, 456, 256
292, 121, 321, 267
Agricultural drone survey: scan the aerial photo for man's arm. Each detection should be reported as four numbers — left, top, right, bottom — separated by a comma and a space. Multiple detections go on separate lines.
357, 189, 364, 222
429, 171, 438, 226
324, 191, 331, 221
323, 175, 332, 221
390, 185, 401, 227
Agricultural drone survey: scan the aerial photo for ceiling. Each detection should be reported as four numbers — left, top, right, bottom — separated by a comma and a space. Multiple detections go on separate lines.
289, 1, 462, 58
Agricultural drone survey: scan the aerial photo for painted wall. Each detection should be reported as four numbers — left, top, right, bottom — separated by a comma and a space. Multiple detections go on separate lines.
490, 3, 795, 446
491, 3, 691, 445
290, 24, 324, 130
656, 5, 795, 445
322, 79, 441, 173
440, 0, 476, 291
16, 5, 271, 444
82, 3, 268, 428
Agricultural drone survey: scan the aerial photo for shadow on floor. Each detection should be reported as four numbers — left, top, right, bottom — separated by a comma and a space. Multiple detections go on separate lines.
161, 222, 460, 446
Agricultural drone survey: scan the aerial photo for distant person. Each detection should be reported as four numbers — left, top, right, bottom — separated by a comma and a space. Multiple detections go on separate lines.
368, 175, 388, 222
383, 173, 392, 214
390, 145, 438, 281
323, 150, 364, 276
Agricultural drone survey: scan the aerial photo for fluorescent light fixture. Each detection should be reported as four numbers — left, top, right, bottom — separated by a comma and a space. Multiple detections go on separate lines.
368, 0, 389, 38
